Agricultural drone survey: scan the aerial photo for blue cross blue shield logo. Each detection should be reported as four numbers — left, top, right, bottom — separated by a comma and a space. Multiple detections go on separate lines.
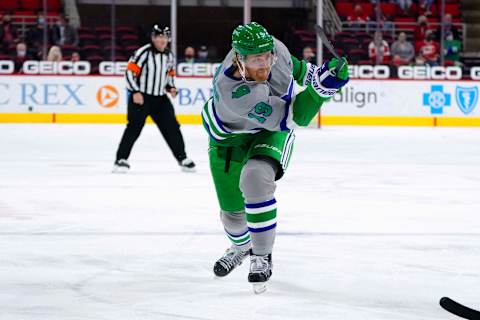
455, 86, 478, 115
423, 85, 451, 114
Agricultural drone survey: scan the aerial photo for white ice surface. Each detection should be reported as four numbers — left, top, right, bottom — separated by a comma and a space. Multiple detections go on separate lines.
0, 124, 479, 320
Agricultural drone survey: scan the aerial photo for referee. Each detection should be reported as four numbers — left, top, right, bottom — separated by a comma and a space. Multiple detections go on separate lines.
113, 25, 195, 173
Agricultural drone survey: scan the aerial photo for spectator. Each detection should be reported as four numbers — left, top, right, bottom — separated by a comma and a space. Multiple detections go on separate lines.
27, 14, 52, 55
418, 0, 434, 16
396, 0, 413, 15
180, 46, 195, 63
367, 10, 394, 33
302, 46, 315, 63
71, 51, 81, 62
436, 14, 460, 41
444, 37, 462, 66
47, 45, 63, 62
416, 30, 439, 66
368, 31, 391, 65
52, 15, 78, 46
348, 5, 370, 29
414, 15, 429, 42
197, 45, 208, 62
13, 42, 32, 72
0, 14, 18, 46
391, 32, 415, 66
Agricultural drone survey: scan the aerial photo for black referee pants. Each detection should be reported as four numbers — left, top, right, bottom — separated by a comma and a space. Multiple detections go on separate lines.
116, 93, 187, 162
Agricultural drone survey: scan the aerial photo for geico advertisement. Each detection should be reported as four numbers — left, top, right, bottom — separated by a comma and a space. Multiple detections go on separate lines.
325, 80, 479, 117
0, 76, 478, 118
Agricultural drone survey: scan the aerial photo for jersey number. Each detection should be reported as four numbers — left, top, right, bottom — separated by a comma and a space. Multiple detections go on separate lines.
248, 102, 273, 124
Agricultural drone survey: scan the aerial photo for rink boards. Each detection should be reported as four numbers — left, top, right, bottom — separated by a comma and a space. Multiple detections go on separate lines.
0, 75, 479, 127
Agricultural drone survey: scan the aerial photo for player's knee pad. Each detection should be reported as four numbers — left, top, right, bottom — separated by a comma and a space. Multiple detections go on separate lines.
239, 158, 277, 201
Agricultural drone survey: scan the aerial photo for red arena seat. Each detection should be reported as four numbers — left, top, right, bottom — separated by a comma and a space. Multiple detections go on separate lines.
21, 0, 42, 11
335, 3, 354, 19
0, 0, 19, 11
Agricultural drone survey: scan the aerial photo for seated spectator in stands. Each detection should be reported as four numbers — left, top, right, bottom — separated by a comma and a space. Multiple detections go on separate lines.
368, 31, 391, 65
444, 37, 462, 66
13, 42, 32, 73
302, 46, 315, 63
179, 46, 196, 63
414, 15, 429, 42
416, 30, 439, 66
367, 10, 394, 33
71, 51, 81, 62
197, 45, 209, 62
27, 15, 52, 54
396, 0, 413, 15
347, 5, 370, 29
0, 14, 18, 46
418, 0, 434, 16
52, 15, 78, 46
47, 46, 63, 62
436, 14, 460, 41
391, 32, 414, 66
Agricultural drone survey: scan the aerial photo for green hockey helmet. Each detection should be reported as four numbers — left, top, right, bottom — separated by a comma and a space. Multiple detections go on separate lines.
231, 22, 274, 55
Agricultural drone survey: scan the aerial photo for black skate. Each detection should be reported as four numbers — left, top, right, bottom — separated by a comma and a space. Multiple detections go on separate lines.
248, 251, 272, 294
179, 158, 196, 172
112, 159, 130, 173
213, 245, 250, 277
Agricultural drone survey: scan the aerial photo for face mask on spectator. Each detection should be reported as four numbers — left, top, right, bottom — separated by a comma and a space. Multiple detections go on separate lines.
38, 17, 45, 24
17, 50, 27, 57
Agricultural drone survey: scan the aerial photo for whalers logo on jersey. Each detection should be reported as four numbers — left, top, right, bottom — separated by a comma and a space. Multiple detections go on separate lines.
455, 86, 478, 115
232, 85, 251, 99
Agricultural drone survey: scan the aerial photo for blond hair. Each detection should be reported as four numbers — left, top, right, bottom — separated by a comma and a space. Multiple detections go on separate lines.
47, 46, 63, 62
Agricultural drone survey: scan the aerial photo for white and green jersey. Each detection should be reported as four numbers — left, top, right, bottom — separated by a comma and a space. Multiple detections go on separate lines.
202, 37, 328, 144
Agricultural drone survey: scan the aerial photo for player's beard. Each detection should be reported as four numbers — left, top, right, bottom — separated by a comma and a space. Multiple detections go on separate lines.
247, 66, 270, 82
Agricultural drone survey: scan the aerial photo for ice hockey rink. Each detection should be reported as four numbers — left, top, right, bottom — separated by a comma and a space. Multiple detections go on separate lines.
0, 123, 479, 320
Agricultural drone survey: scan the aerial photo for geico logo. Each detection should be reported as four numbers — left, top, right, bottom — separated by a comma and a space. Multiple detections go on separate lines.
177, 63, 222, 76
398, 66, 462, 80
23, 61, 90, 75
332, 86, 378, 108
471, 67, 480, 80
349, 65, 390, 79
0, 83, 9, 103
177, 88, 213, 105
0, 60, 14, 74
96, 85, 119, 108
99, 61, 127, 75
20, 83, 84, 105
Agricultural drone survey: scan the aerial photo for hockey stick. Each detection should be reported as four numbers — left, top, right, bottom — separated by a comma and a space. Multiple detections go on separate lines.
314, 24, 346, 77
440, 297, 480, 319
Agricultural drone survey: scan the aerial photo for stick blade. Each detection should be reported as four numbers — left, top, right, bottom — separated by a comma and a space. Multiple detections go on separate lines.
440, 297, 480, 319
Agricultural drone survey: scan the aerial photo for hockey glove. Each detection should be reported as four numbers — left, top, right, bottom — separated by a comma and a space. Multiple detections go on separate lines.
304, 58, 349, 99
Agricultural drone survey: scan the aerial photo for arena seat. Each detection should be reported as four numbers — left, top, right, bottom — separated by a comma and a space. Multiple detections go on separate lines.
335, 3, 353, 19
20, 0, 41, 11
0, 0, 19, 11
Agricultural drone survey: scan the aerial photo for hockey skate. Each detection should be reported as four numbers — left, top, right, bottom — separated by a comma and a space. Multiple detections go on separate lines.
179, 158, 196, 172
213, 245, 250, 277
248, 251, 272, 294
112, 159, 130, 173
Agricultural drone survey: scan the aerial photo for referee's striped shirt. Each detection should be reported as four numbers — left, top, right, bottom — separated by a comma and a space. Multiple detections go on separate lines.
126, 43, 176, 96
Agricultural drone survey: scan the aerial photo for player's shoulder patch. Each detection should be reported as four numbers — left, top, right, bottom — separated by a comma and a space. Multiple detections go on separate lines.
232, 84, 251, 99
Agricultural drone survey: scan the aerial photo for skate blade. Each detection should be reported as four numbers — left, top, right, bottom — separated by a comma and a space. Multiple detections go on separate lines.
112, 166, 129, 174
181, 167, 196, 173
252, 283, 267, 294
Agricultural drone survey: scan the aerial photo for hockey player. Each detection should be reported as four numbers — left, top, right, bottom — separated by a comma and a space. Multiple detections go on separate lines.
202, 22, 349, 293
